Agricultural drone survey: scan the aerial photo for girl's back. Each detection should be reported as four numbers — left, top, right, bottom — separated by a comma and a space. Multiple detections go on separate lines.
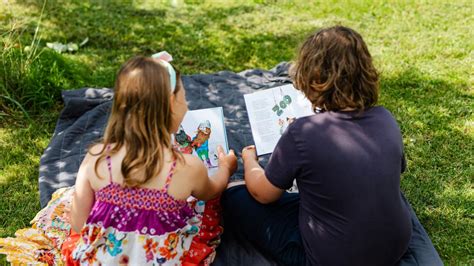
72, 144, 201, 264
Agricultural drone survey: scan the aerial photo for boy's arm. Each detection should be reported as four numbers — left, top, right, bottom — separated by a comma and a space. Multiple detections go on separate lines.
242, 146, 284, 204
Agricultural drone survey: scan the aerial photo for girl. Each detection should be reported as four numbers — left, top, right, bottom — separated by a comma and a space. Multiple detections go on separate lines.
0, 54, 237, 265
222, 26, 419, 266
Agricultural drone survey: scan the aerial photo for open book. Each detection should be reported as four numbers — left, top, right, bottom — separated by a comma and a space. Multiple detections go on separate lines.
173, 107, 229, 175
244, 84, 314, 156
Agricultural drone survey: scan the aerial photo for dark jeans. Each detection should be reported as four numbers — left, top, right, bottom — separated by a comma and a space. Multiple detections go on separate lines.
221, 185, 443, 266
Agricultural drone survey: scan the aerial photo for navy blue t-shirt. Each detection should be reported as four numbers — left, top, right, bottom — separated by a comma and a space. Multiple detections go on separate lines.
265, 106, 412, 266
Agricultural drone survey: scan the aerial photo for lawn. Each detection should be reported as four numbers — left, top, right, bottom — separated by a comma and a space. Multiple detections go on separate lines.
1, 0, 472, 264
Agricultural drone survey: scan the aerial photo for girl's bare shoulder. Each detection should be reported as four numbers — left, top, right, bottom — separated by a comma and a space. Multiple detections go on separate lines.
81, 144, 104, 165
78, 143, 109, 179
177, 154, 208, 177
88, 143, 106, 154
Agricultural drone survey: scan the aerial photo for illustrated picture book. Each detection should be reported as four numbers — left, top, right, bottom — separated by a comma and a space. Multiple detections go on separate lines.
173, 107, 229, 175
244, 84, 314, 156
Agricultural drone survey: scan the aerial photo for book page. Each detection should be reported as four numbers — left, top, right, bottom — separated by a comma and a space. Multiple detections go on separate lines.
173, 107, 228, 175
244, 84, 313, 156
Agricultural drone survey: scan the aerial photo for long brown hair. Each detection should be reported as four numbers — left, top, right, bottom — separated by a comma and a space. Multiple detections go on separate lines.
291, 26, 379, 111
93, 56, 182, 187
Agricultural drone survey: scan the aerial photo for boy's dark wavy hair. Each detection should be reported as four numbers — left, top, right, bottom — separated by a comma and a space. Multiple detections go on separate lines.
291, 26, 379, 111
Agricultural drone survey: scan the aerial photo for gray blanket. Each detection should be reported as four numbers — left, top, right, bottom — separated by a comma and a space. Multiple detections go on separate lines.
38, 63, 442, 265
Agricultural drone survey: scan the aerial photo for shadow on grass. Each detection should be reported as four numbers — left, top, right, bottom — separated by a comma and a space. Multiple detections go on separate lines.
4, 0, 310, 117
3, 0, 310, 117
0, 48, 94, 116
15, 0, 308, 73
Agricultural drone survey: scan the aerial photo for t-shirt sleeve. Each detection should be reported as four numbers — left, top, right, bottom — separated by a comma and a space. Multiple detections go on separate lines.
264, 127, 301, 190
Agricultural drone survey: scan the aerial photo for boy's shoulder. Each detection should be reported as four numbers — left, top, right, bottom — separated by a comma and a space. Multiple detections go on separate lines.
287, 113, 318, 131
287, 105, 392, 128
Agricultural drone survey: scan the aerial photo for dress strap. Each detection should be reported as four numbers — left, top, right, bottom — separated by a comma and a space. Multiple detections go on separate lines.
162, 160, 177, 192
105, 145, 113, 184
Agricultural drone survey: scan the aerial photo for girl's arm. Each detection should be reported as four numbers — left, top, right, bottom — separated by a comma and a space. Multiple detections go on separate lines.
242, 146, 284, 204
191, 145, 237, 200
70, 154, 95, 233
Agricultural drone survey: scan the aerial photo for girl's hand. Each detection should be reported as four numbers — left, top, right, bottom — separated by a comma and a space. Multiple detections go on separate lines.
242, 145, 257, 162
217, 145, 237, 176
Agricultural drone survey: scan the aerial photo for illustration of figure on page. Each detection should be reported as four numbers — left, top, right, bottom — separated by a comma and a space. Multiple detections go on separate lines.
174, 120, 217, 169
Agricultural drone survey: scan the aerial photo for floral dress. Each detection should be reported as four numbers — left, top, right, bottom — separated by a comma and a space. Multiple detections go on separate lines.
0, 154, 223, 266
0, 187, 75, 265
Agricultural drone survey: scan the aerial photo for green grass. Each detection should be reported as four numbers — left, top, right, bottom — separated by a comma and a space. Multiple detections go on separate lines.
1, 0, 473, 264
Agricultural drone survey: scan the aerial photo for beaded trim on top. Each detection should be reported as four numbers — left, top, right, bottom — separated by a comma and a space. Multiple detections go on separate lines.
96, 156, 185, 212
94, 182, 187, 212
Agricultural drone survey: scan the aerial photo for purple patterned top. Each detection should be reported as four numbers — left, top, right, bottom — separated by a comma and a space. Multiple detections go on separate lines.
86, 153, 193, 235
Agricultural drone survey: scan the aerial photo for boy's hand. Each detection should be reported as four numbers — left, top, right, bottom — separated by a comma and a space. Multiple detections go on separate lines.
242, 145, 257, 162
217, 145, 238, 175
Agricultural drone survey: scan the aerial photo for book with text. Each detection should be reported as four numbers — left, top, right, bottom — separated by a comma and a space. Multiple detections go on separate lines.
173, 107, 229, 175
244, 84, 314, 156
